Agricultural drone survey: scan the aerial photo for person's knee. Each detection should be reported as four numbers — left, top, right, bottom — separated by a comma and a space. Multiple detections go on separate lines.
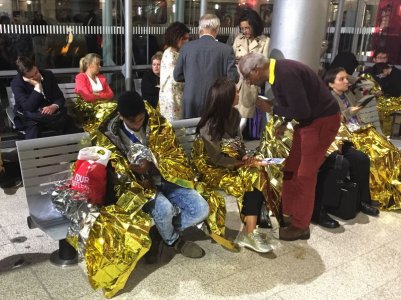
152, 197, 174, 222
190, 194, 209, 221
198, 197, 210, 220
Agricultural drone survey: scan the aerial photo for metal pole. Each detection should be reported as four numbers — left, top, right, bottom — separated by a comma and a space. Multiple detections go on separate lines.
332, 0, 346, 62
269, 0, 330, 71
175, 0, 185, 23
351, 0, 365, 55
102, 0, 115, 66
124, 0, 132, 91
200, 0, 207, 17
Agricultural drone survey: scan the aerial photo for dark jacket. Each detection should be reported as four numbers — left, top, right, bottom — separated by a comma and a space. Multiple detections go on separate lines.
174, 35, 239, 118
271, 59, 339, 125
382, 67, 401, 97
141, 70, 160, 108
11, 69, 65, 114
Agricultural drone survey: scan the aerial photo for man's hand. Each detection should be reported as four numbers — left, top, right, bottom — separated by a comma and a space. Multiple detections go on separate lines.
22, 75, 41, 88
274, 123, 287, 138
41, 104, 59, 115
130, 159, 152, 174
255, 97, 273, 113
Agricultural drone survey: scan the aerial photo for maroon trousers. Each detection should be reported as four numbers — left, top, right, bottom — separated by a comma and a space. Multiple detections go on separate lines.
282, 114, 341, 229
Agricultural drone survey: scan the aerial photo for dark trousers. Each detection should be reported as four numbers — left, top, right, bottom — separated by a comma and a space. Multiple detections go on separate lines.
20, 110, 78, 139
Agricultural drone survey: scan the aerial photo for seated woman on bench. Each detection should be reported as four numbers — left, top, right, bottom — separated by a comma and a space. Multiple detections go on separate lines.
192, 77, 276, 253
75, 53, 114, 102
323, 67, 401, 210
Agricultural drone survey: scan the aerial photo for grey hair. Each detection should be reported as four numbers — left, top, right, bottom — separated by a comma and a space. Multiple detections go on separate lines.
238, 53, 268, 76
199, 14, 220, 32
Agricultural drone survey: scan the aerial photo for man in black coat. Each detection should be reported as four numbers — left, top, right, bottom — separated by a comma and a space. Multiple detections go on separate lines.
372, 63, 401, 97
11, 56, 76, 139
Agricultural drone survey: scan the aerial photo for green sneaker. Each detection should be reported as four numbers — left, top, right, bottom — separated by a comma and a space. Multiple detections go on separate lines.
236, 230, 274, 253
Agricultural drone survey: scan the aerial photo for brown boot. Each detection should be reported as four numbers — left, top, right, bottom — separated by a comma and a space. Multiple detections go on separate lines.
279, 225, 310, 241
282, 215, 291, 227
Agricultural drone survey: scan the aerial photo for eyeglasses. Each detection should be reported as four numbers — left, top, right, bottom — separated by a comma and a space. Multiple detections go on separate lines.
243, 68, 257, 81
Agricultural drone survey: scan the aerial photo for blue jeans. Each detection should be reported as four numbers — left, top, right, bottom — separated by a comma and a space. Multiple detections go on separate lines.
150, 181, 209, 245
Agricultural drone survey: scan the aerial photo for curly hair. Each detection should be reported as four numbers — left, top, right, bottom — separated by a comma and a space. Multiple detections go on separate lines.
238, 8, 264, 37
164, 22, 190, 49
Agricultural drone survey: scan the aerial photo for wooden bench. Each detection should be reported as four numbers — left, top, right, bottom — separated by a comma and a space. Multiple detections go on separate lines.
16, 132, 91, 266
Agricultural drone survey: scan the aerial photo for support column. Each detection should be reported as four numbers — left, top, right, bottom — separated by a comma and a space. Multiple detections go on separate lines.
332, 0, 346, 61
124, 0, 132, 91
351, 0, 366, 55
269, 0, 330, 71
102, 0, 115, 66
200, 0, 207, 17
175, 0, 185, 23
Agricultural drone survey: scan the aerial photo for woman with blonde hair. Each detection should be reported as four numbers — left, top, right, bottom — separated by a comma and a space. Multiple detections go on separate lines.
75, 53, 114, 102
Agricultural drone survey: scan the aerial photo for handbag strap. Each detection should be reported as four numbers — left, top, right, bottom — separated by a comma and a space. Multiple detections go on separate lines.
334, 154, 344, 170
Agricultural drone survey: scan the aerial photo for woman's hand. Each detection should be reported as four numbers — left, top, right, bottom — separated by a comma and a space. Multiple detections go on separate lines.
349, 106, 362, 115
241, 156, 268, 167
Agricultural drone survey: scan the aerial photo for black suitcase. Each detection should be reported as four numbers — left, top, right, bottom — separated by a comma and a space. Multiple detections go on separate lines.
328, 181, 359, 220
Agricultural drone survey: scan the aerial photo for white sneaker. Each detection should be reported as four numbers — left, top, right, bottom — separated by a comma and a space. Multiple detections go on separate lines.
236, 230, 274, 253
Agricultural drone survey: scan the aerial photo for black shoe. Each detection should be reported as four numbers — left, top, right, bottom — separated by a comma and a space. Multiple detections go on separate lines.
317, 211, 339, 229
173, 237, 205, 259
144, 226, 163, 264
0, 170, 16, 189
361, 202, 380, 216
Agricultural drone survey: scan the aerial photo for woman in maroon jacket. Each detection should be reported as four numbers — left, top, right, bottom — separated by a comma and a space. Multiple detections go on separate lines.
75, 53, 114, 102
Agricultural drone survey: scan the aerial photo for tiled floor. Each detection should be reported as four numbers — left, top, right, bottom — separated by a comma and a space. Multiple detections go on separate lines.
1, 184, 401, 300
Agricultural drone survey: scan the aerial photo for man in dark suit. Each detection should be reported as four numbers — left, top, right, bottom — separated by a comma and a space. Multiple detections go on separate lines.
11, 56, 76, 139
174, 14, 239, 118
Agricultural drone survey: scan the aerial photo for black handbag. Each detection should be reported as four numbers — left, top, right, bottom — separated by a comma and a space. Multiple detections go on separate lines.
329, 180, 359, 220
315, 153, 360, 220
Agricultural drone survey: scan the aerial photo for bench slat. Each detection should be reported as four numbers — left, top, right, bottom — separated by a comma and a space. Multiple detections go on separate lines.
22, 171, 71, 189
19, 153, 78, 169
18, 144, 82, 159
17, 132, 89, 151
21, 162, 73, 178
171, 117, 200, 129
